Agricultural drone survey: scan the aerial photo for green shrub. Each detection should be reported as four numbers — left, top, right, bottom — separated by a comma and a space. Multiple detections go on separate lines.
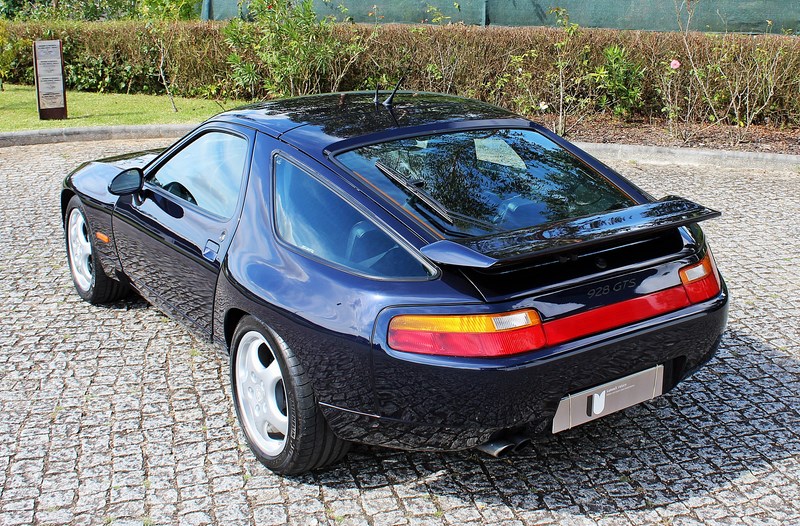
1, 19, 798, 132
590, 44, 645, 118
4, 0, 201, 21
13, 0, 139, 21
138, 0, 201, 20
0, 23, 16, 90
2, 20, 229, 97
225, 0, 369, 98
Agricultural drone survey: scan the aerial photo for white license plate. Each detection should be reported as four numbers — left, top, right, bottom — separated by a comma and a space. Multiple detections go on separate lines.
552, 365, 664, 433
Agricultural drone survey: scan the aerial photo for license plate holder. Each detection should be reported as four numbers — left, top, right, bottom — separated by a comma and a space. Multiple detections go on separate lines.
552, 365, 664, 433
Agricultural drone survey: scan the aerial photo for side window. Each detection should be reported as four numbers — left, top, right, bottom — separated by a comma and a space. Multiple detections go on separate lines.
273, 156, 432, 279
150, 131, 249, 218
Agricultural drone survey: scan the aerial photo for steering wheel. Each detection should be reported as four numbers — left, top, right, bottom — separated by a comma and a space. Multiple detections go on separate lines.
571, 182, 604, 207
163, 181, 197, 206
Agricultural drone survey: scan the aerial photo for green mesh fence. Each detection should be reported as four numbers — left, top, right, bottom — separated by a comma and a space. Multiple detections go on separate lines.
201, 0, 799, 34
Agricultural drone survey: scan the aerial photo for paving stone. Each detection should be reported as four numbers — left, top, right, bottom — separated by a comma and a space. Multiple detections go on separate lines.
0, 140, 798, 524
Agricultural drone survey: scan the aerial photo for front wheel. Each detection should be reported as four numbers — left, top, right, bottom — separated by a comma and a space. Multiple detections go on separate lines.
230, 316, 350, 474
64, 195, 128, 304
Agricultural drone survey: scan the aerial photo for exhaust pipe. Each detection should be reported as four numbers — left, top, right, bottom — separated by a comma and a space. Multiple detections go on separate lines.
507, 434, 532, 453
475, 434, 532, 457
475, 439, 516, 457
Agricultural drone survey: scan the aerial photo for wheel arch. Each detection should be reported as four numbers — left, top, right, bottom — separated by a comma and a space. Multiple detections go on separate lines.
223, 307, 249, 352
212, 266, 378, 420
61, 189, 76, 226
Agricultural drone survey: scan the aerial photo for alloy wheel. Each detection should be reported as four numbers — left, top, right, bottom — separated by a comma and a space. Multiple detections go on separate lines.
67, 208, 93, 292
235, 330, 289, 456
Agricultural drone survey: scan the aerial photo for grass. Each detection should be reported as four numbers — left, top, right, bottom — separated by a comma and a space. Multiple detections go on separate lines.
0, 84, 245, 132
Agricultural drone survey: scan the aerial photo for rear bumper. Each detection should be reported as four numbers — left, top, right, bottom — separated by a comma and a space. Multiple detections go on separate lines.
321, 286, 728, 450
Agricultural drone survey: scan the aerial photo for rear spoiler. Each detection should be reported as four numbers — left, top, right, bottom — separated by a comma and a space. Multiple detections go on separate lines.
420, 196, 720, 269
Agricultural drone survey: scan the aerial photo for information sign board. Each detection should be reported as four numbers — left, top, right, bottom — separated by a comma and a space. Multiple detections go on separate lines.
34, 40, 67, 120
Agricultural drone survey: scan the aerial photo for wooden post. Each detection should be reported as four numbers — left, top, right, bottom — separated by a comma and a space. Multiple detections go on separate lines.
33, 39, 67, 120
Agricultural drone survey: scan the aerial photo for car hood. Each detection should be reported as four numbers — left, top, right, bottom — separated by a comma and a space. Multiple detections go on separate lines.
65, 149, 163, 203
91, 149, 164, 171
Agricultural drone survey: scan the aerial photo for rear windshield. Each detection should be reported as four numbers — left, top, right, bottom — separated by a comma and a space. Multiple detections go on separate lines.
336, 128, 634, 238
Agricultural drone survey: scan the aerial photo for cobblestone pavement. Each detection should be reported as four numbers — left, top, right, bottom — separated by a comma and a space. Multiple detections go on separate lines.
0, 139, 798, 526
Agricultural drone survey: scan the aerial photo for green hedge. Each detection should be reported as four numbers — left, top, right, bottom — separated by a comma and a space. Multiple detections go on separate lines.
2, 20, 799, 132
1, 21, 227, 96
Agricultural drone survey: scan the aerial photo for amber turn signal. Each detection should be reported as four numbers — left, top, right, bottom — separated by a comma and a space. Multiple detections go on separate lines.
679, 251, 721, 303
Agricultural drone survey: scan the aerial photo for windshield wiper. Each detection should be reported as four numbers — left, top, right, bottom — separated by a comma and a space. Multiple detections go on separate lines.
375, 161, 454, 224
446, 209, 502, 232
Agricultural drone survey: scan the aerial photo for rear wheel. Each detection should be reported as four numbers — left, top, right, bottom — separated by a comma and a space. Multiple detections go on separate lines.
230, 316, 350, 474
64, 195, 128, 304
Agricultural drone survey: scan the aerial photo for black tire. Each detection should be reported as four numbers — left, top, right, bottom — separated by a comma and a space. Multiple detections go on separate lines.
230, 316, 351, 475
64, 195, 128, 304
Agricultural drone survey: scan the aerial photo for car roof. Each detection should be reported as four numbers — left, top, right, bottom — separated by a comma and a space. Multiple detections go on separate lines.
211, 91, 528, 153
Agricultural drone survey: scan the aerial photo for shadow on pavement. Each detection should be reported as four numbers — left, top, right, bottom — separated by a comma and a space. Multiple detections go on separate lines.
312, 328, 799, 518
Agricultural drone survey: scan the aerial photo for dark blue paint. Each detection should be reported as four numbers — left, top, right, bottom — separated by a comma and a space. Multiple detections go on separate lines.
109, 125, 255, 337
63, 92, 728, 451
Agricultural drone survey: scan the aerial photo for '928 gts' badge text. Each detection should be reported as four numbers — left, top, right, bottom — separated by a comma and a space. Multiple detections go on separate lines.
587, 278, 638, 299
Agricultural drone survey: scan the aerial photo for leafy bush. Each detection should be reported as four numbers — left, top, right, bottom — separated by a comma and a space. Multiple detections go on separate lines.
0, 0, 25, 20
3, 0, 200, 20
13, 0, 139, 21
0, 23, 17, 90
225, 0, 368, 98
2, 20, 229, 97
590, 44, 644, 118
138, 0, 201, 20
1, 18, 799, 135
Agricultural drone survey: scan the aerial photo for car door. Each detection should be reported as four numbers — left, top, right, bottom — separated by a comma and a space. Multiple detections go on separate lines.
112, 123, 254, 338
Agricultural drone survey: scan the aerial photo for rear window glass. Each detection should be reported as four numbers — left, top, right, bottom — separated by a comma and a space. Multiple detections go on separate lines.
336, 129, 634, 238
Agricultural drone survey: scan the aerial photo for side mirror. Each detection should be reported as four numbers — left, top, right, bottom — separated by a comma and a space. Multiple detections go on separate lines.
109, 168, 144, 196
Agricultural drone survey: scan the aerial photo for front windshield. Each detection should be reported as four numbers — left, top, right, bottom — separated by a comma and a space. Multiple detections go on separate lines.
336, 128, 634, 238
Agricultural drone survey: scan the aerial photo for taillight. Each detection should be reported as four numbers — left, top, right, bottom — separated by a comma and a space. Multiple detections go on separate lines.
390, 252, 721, 358
542, 286, 690, 346
388, 309, 546, 358
680, 251, 721, 303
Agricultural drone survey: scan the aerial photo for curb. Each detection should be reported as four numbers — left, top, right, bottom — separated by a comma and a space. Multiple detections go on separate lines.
575, 141, 800, 170
0, 124, 198, 148
2, 124, 799, 169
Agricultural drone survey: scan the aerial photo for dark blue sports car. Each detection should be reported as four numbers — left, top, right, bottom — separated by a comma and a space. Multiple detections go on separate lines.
62, 92, 728, 474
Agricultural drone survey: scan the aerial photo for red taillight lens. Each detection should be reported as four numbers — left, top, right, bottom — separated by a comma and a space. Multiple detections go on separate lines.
390, 252, 721, 358
542, 285, 691, 346
680, 251, 721, 303
388, 310, 546, 357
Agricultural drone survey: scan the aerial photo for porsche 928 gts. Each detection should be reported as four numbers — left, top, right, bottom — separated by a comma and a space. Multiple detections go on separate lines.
62, 92, 728, 474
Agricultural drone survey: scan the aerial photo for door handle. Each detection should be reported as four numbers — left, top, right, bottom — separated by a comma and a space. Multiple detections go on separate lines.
203, 240, 220, 261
